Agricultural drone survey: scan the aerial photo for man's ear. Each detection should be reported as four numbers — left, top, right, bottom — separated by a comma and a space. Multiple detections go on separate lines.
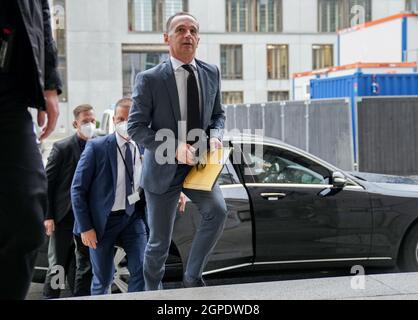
163, 33, 169, 44
72, 121, 78, 129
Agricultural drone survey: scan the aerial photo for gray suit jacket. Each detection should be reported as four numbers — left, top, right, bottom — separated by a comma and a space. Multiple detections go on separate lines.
128, 58, 225, 194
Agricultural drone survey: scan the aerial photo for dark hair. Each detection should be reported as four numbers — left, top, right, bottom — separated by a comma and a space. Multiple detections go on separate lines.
166, 12, 199, 33
73, 104, 93, 119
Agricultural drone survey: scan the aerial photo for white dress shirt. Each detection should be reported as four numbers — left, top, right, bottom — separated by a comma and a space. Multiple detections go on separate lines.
170, 56, 202, 143
111, 133, 142, 212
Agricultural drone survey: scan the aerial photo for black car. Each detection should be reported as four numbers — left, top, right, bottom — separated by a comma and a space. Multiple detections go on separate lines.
34, 135, 418, 293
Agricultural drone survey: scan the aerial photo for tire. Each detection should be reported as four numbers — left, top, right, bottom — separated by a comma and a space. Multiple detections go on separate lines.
399, 224, 418, 272
111, 246, 129, 293
110, 245, 183, 294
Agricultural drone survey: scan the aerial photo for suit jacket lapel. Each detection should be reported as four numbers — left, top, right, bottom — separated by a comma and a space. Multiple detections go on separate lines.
70, 134, 81, 162
107, 134, 118, 194
162, 60, 182, 124
196, 60, 210, 129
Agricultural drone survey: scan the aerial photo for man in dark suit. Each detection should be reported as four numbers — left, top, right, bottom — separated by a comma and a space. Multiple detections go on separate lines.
128, 12, 227, 290
71, 99, 148, 295
42, 104, 95, 299
0, 0, 61, 299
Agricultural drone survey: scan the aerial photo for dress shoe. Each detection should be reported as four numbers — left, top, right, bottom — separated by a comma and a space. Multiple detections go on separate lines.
182, 276, 206, 288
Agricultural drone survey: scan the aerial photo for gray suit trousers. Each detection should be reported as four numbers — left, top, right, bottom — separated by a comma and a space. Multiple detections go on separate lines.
143, 166, 227, 290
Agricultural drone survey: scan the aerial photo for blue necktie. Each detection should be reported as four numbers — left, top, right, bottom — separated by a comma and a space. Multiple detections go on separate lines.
124, 142, 135, 216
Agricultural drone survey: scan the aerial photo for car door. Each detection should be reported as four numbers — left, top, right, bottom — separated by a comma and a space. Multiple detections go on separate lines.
179, 159, 254, 274
235, 142, 373, 264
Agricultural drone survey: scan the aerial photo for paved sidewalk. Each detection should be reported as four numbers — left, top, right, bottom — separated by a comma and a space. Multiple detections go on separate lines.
65, 272, 418, 300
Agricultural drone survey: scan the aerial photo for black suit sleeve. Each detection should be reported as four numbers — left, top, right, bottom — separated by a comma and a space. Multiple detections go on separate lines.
45, 142, 64, 220
42, 0, 62, 94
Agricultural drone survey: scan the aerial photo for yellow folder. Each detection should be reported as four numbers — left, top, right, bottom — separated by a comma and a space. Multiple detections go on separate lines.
183, 147, 233, 191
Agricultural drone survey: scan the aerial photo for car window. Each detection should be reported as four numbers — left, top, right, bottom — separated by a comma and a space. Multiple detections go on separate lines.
218, 160, 240, 185
218, 164, 233, 185
239, 143, 331, 185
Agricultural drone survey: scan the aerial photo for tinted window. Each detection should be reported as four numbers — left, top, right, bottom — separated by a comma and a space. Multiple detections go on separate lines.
240, 143, 331, 185
218, 161, 240, 185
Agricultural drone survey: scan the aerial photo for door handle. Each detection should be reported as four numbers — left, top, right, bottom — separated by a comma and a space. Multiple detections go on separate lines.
260, 193, 287, 200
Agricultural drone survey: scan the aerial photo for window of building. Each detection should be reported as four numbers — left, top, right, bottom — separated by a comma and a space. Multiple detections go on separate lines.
226, 0, 282, 32
312, 44, 333, 70
267, 44, 288, 79
318, 0, 372, 32
406, 0, 418, 11
222, 91, 244, 104
51, 0, 67, 102
128, 0, 188, 32
221, 45, 243, 80
122, 45, 169, 97
268, 91, 289, 102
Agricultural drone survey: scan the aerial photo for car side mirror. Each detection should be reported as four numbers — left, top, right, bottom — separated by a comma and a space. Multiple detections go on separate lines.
332, 171, 347, 188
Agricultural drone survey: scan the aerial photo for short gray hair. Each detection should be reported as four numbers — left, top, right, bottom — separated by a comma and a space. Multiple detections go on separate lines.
166, 12, 199, 33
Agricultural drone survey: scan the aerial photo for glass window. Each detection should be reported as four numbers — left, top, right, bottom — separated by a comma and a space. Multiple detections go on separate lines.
51, 0, 67, 102
122, 46, 169, 97
226, 0, 255, 32
267, 44, 288, 79
318, 0, 341, 32
406, 0, 418, 11
312, 44, 333, 70
221, 45, 243, 80
318, 0, 372, 32
257, 0, 282, 32
348, 0, 372, 26
222, 91, 244, 104
128, 0, 188, 32
268, 91, 289, 102
226, 0, 282, 32
218, 161, 240, 185
240, 144, 331, 184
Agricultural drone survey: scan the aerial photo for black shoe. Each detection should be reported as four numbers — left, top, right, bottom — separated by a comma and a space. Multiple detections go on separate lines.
182, 276, 206, 288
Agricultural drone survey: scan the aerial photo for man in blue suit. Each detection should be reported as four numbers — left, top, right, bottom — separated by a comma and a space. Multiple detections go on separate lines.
71, 98, 147, 295
128, 12, 227, 290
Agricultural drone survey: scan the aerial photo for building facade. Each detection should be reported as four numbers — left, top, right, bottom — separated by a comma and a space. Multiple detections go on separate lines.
49, 0, 414, 135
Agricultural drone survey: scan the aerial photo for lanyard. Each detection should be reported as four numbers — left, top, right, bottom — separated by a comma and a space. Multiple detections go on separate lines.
116, 142, 137, 188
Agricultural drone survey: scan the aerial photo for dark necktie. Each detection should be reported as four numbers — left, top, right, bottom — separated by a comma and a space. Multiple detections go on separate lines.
124, 142, 135, 216
182, 64, 201, 144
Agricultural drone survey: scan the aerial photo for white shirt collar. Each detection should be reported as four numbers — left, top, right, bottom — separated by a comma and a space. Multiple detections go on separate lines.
170, 56, 197, 72
115, 132, 135, 148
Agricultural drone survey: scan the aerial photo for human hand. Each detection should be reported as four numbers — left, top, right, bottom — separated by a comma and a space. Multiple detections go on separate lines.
38, 90, 59, 141
176, 142, 197, 166
209, 138, 222, 152
81, 229, 98, 249
178, 192, 187, 214
44, 219, 55, 236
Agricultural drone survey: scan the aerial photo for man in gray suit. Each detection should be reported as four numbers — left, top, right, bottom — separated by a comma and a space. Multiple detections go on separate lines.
128, 12, 227, 290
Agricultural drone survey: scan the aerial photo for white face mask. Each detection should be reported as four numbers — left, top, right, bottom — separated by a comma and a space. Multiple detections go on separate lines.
115, 121, 129, 140
79, 122, 95, 139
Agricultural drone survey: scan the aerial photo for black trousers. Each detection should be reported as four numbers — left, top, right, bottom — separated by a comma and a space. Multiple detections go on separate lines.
42, 213, 92, 299
42, 213, 74, 299
73, 234, 92, 296
0, 106, 47, 300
